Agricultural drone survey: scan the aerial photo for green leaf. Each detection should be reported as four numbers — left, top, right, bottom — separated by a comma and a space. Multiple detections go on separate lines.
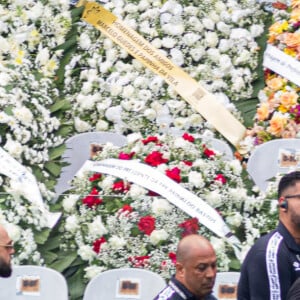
50, 100, 71, 113
56, 125, 74, 137
34, 228, 51, 244
66, 266, 86, 300
48, 144, 66, 160
44, 161, 62, 177
49, 250, 78, 273
42, 251, 58, 265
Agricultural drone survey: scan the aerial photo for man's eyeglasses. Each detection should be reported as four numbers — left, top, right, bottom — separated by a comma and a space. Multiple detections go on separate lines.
0, 243, 14, 250
285, 194, 300, 199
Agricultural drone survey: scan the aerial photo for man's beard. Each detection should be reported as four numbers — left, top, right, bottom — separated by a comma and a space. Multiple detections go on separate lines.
0, 258, 12, 278
291, 211, 300, 230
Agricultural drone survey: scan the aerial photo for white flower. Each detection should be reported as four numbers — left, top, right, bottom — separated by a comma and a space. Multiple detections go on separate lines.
108, 235, 127, 248
62, 195, 79, 213
4, 139, 23, 159
65, 215, 79, 233
226, 213, 243, 227
151, 198, 172, 215
74, 117, 91, 132
188, 171, 204, 188
205, 31, 219, 48
205, 190, 222, 207
88, 216, 108, 239
84, 266, 106, 280
78, 245, 95, 262
3, 223, 21, 242
128, 184, 147, 198
150, 229, 169, 245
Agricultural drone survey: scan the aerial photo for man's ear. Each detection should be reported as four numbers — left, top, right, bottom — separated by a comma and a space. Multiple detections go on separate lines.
176, 262, 184, 277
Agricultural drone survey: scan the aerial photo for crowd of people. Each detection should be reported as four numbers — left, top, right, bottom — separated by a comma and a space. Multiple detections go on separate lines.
2, 171, 300, 300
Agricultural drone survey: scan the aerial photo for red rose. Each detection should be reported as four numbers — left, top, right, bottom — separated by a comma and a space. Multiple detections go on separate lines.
128, 255, 151, 267
93, 236, 106, 254
179, 218, 199, 237
183, 160, 193, 166
119, 151, 135, 160
89, 173, 102, 182
138, 215, 156, 235
214, 174, 227, 184
182, 133, 195, 142
82, 187, 103, 208
165, 167, 181, 183
120, 204, 133, 214
142, 136, 159, 145
168, 252, 177, 264
144, 151, 168, 166
112, 180, 130, 193
203, 145, 216, 158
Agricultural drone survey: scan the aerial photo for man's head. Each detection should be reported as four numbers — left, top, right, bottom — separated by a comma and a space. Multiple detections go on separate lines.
278, 171, 300, 230
0, 224, 14, 277
175, 234, 217, 299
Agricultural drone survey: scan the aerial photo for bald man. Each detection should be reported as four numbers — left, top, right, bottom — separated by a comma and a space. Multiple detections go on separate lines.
0, 224, 14, 277
154, 234, 217, 300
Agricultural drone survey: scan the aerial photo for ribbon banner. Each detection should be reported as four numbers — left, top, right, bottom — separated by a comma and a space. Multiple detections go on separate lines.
264, 44, 300, 87
77, 158, 241, 257
76, 1, 246, 147
0, 147, 60, 228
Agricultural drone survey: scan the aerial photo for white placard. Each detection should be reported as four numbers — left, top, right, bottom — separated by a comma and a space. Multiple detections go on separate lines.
263, 44, 300, 87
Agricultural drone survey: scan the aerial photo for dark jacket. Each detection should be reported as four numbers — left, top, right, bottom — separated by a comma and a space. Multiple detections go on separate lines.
238, 222, 300, 300
153, 276, 217, 300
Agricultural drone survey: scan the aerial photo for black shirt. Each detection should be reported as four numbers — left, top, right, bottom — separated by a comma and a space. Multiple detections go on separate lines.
153, 276, 217, 300
238, 222, 300, 300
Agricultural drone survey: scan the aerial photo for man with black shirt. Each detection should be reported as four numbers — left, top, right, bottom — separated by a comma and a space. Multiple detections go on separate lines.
238, 171, 300, 299
154, 234, 217, 300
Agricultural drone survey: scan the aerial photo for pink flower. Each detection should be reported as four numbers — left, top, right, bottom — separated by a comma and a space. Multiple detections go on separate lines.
119, 152, 135, 160
182, 132, 195, 142
214, 174, 227, 184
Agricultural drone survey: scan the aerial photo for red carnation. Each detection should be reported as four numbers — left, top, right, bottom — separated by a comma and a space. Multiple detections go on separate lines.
144, 151, 168, 166
214, 174, 227, 184
203, 145, 216, 158
93, 236, 107, 254
82, 187, 103, 208
166, 167, 181, 183
142, 136, 159, 145
119, 151, 135, 160
138, 215, 156, 235
89, 173, 102, 182
182, 132, 195, 142
112, 180, 130, 193
168, 252, 177, 264
179, 218, 199, 237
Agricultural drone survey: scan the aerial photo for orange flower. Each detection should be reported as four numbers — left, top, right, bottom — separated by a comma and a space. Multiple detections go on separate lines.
292, 0, 300, 8
279, 91, 298, 109
290, 8, 300, 22
267, 114, 288, 136
284, 32, 300, 48
257, 103, 270, 121
266, 77, 285, 91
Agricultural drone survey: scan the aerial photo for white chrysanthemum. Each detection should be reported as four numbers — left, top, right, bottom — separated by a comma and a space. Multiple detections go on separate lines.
128, 184, 147, 198
4, 139, 23, 159
150, 229, 169, 245
74, 117, 91, 132
62, 194, 80, 213
65, 215, 79, 233
108, 235, 127, 248
151, 198, 172, 215
205, 190, 223, 207
88, 216, 108, 239
78, 245, 96, 262
188, 171, 205, 188
226, 213, 243, 227
84, 266, 106, 280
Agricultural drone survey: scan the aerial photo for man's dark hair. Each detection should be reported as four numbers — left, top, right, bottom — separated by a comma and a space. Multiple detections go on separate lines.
278, 171, 300, 197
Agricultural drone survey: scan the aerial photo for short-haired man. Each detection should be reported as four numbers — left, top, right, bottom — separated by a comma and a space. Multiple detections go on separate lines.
0, 224, 14, 277
238, 171, 300, 299
154, 234, 217, 300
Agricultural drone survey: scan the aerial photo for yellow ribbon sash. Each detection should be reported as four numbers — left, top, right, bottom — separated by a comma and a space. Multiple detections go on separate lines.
77, 1, 246, 147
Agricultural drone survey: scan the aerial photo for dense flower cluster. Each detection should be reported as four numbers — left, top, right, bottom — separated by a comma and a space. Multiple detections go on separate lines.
240, 0, 300, 153
64, 0, 267, 135
59, 132, 278, 281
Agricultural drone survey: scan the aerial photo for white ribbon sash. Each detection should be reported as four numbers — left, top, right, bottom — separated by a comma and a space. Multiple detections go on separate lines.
77, 158, 241, 255
0, 147, 60, 228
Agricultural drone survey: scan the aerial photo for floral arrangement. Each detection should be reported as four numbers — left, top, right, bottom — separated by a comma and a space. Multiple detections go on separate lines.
240, 0, 300, 153
64, 0, 268, 135
58, 132, 278, 284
